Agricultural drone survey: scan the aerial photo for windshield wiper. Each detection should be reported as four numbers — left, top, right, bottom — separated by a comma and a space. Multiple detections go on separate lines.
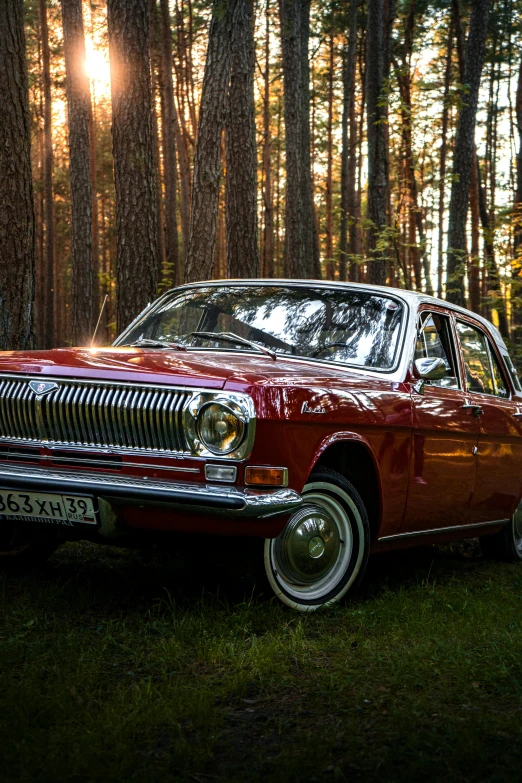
191, 331, 277, 361
129, 338, 187, 351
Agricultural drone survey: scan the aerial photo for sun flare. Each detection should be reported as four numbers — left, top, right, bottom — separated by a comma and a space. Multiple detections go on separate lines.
84, 39, 111, 95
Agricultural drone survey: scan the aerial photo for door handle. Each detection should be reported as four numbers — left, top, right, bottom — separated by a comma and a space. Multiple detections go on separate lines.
462, 403, 484, 416
513, 412, 522, 419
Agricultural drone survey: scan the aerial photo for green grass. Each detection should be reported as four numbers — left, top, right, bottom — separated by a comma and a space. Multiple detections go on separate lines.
1, 538, 522, 782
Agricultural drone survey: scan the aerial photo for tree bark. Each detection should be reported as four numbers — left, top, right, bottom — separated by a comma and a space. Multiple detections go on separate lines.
279, 0, 320, 279
226, 0, 259, 278
339, 0, 357, 283
39, 0, 55, 347
325, 31, 335, 280
107, 0, 160, 332
0, 0, 35, 350
159, 0, 180, 284
61, 0, 95, 345
148, 0, 167, 288
469, 155, 481, 313
515, 55, 522, 259
446, 0, 492, 305
185, 0, 238, 283
437, 21, 453, 299
365, 0, 389, 285
261, 0, 274, 278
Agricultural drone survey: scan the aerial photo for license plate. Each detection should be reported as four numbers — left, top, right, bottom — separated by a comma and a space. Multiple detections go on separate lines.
0, 490, 97, 526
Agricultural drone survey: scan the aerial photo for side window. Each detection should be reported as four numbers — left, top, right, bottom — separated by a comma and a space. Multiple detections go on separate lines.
415, 312, 459, 389
503, 353, 522, 393
456, 321, 509, 398
490, 352, 509, 398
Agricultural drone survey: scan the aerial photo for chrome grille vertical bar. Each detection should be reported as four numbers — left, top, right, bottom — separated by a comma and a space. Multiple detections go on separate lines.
88, 387, 101, 445
128, 389, 140, 447
148, 391, 160, 449
64, 384, 76, 443
97, 387, 110, 445
136, 390, 149, 448
176, 392, 189, 451
13, 381, 25, 439
154, 391, 167, 449
56, 385, 69, 442
3, 381, 17, 438
161, 391, 172, 450
20, 384, 32, 439
116, 387, 129, 447
167, 392, 180, 451
75, 385, 89, 443
0, 379, 8, 437
70, 386, 83, 443
103, 387, 115, 446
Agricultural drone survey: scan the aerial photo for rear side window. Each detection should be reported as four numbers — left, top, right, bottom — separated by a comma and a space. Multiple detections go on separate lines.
415, 312, 459, 389
456, 321, 509, 398
503, 353, 522, 393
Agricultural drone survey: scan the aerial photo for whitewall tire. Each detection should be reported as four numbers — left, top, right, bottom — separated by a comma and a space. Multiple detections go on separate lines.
264, 467, 370, 611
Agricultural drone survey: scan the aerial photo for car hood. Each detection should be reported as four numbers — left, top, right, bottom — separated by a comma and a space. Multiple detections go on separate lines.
0, 346, 380, 390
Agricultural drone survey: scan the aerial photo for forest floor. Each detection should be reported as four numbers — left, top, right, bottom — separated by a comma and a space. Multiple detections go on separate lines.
1, 536, 521, 783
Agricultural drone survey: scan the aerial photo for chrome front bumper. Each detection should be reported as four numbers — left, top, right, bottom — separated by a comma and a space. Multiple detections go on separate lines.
0, 464, 303, 519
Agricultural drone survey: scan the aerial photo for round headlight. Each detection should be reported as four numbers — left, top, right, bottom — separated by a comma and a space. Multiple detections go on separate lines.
197, 403, 245, 454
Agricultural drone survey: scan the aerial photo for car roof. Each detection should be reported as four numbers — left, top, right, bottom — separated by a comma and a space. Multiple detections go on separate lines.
171, 278, 508, 354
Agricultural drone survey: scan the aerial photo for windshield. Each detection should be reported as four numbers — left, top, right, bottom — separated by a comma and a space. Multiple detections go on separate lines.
116, 285, 405, 371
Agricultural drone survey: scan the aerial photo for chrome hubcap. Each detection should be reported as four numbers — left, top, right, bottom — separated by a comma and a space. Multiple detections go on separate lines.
275, 504, 341, 585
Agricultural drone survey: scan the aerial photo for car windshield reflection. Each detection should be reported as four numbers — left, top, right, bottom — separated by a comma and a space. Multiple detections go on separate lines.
116, 285, 404, 371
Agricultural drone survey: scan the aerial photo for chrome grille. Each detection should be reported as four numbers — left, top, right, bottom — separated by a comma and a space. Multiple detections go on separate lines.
0, 377, 191, 454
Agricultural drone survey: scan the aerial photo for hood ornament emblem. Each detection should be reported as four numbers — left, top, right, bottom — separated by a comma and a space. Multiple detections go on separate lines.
29, 380, 59, 397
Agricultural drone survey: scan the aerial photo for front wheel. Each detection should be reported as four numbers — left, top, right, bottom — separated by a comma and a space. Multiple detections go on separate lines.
264, 467, 370, 611
480, 504, 522, 562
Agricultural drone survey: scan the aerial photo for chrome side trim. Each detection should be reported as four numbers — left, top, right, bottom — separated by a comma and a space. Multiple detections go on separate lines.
0, 464, 301, 519
0, 450, 200, 473
378, 518, 508, 542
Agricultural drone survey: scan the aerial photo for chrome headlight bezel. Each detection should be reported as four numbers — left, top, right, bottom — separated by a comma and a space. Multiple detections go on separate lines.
183, 392, 256, 460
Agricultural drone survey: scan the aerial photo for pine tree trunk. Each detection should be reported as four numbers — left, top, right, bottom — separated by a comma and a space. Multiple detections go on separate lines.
149, 0, 167, 287
437, 22, 453, 299
0, 0, 35, 350
226, 0, 259, 277
39, 0, 55, 347
280, 0, 319, 279
365, 0, 388, 285
325, 31, 335, 280
446, 0, 491, 306
261, 0, 274, 278
159, 0, 180, 284
185, 0, 238, 283
469, 155, 481, 313
339, 0, 357, 283
170, 4, 191, 272
62, 0, 95, 345
107, 0, 160, 332
515, 56, 522, 259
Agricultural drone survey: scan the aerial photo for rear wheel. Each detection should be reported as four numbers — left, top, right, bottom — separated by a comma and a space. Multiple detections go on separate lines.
480, 504, 522, 562
0, 522, 60, 567
264, 467, 369, 611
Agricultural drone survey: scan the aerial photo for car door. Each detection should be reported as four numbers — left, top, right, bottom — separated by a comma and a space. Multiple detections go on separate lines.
455, 318, 522, 523
401, 308, 480, 533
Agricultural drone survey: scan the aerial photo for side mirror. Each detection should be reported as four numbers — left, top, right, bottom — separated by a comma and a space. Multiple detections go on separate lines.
414, 357, 447, 381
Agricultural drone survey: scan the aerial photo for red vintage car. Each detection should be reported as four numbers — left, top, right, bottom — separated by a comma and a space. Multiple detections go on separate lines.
0, 280, 521, 610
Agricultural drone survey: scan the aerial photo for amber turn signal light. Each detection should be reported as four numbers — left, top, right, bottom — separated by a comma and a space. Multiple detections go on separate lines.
245, 466, 288, 487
